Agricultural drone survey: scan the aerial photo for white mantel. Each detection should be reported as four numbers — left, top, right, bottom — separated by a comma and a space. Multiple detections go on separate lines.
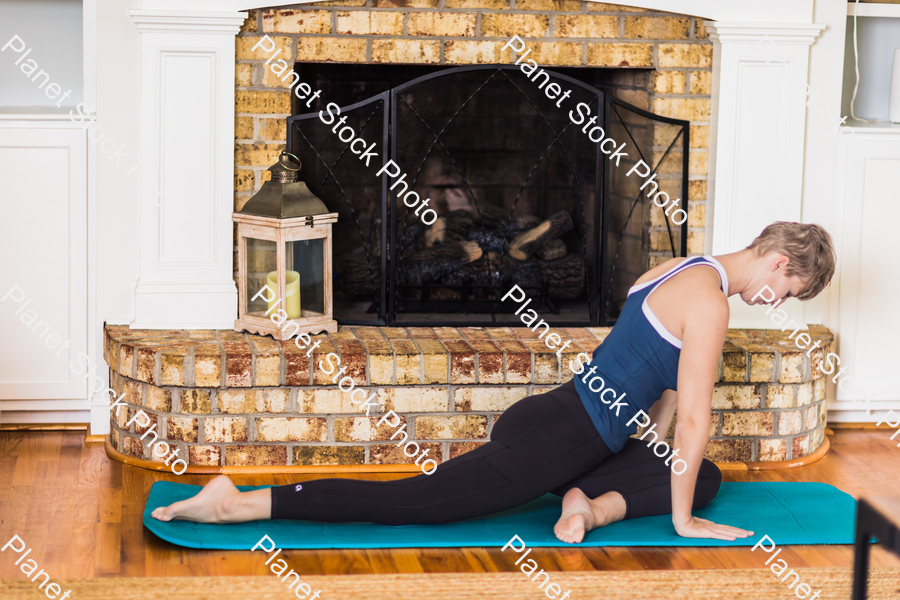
129, 9, 246, 328
706, 21, 824, 329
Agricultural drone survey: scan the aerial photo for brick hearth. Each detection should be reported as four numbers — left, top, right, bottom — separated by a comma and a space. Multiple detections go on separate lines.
104, 325, 833, 469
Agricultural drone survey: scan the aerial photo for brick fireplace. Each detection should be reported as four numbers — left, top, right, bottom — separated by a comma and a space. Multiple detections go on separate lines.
104, 0, 833, 471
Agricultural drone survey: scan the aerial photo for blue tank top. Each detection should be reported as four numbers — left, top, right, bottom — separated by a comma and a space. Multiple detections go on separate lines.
574, 256, 729, 452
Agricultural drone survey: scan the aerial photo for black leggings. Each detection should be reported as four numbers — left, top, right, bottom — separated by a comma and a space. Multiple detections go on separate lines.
271, 380, 721, 524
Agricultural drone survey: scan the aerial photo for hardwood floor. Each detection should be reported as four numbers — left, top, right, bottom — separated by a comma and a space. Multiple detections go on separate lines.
1, 430, 899, 579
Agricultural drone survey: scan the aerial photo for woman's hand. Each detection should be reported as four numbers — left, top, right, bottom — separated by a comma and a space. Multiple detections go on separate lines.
674, 516, 754, 541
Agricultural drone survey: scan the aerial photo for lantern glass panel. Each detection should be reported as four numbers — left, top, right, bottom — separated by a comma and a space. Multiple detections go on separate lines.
246, 237, 277, 316
287, 238, 325, 317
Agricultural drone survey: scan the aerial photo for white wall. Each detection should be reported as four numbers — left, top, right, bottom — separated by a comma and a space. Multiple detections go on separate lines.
800, 0, 849, 329
0, 0, 84, 108
95, 0, 141, 327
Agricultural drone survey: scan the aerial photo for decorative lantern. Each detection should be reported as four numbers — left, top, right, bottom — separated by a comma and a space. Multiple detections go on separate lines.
234, 152, 338, 340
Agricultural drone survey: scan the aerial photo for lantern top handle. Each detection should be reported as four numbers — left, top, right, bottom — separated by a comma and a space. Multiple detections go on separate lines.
279, 152, 301, 171
270, 151, 302, 184
236, 148, 330, 219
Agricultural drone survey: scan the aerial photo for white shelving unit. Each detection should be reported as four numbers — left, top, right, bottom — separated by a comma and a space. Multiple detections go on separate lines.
0, 0, 100, 426
846, 2, 900, 18
824, 4, 900, 421
831, 123, 900, 420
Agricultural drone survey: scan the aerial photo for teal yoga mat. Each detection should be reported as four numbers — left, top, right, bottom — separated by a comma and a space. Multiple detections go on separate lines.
143, 481, 855, 549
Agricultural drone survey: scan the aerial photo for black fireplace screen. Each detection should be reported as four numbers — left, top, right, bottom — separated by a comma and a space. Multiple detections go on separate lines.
287, 65, 689, 327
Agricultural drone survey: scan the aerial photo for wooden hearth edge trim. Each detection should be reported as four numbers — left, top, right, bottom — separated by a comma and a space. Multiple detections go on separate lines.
828, 422, 890, 431
745, 436, 831, 472
103, 439, 424, 474
103, 436, 832, 475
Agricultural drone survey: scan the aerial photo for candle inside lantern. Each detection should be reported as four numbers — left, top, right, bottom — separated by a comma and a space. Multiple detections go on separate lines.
266, 270, 302, 319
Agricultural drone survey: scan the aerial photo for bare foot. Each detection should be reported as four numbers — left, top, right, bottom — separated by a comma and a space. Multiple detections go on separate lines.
553, 488, 626, 544
554, 488, 596, 544
151, 475, 243, 523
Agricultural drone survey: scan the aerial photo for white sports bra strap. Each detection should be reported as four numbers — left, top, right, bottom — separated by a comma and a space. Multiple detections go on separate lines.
629, 256, 728, 296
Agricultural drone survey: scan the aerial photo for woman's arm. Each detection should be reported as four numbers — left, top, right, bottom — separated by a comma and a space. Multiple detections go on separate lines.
671, 292, 754, 541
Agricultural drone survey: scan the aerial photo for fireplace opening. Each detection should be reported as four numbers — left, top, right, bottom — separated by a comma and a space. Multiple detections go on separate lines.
287, 64, 689, 327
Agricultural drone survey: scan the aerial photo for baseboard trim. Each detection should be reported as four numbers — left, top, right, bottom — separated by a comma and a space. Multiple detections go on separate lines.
0, 423, 88, 431
828, 422, 892, 431
104, 439, 424, 474
84, 423, 106, 444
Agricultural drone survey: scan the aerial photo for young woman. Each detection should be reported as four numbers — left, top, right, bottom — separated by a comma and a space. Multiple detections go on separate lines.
153, 222, 836, 544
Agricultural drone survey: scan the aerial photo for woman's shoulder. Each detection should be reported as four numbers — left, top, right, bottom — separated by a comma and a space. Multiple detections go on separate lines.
633, 256, 690, 287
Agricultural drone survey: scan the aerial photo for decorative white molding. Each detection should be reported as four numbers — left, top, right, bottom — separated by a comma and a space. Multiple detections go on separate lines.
828, 407, 900, 424
83, 0, 97, 110
707, 22, 826, 45
132, 280, 239, 329
131, 10, 248, 33
0, 409, 92, 424
0, 400, 90, 411
129, 9, 244, 329
706, 22, 823, 329
846, 2, 900, 18
91, 388, 111, 435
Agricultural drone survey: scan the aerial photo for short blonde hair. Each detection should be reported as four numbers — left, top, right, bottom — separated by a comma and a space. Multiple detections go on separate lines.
747, 222, 835, 300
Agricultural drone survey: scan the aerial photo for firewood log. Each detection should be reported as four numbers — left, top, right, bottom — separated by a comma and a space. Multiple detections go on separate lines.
440, 252, 501, 286
508, 211, 573, 261
502, 256, 543, 288
399, 220, 427, 250
398, 241, 482, 284
420, 209, 473, 248
471, 205, 539, 238
540, 253, 584, 299
466, 229, 507, 254
537, 239, 567, 261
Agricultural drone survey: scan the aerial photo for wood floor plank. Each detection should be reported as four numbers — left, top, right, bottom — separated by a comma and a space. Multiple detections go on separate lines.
386, 548, 426, 573
417, 549, 469, 573
95, 522, 122, 575
350, 548, 388, 574
459, 547, 499, 572
10, 435, 38, 486
2, 430, 900, 579
567, 546, 636, 571
0, 432, 23, 457
698, 548, 756, 571
295, 550, 350, 576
